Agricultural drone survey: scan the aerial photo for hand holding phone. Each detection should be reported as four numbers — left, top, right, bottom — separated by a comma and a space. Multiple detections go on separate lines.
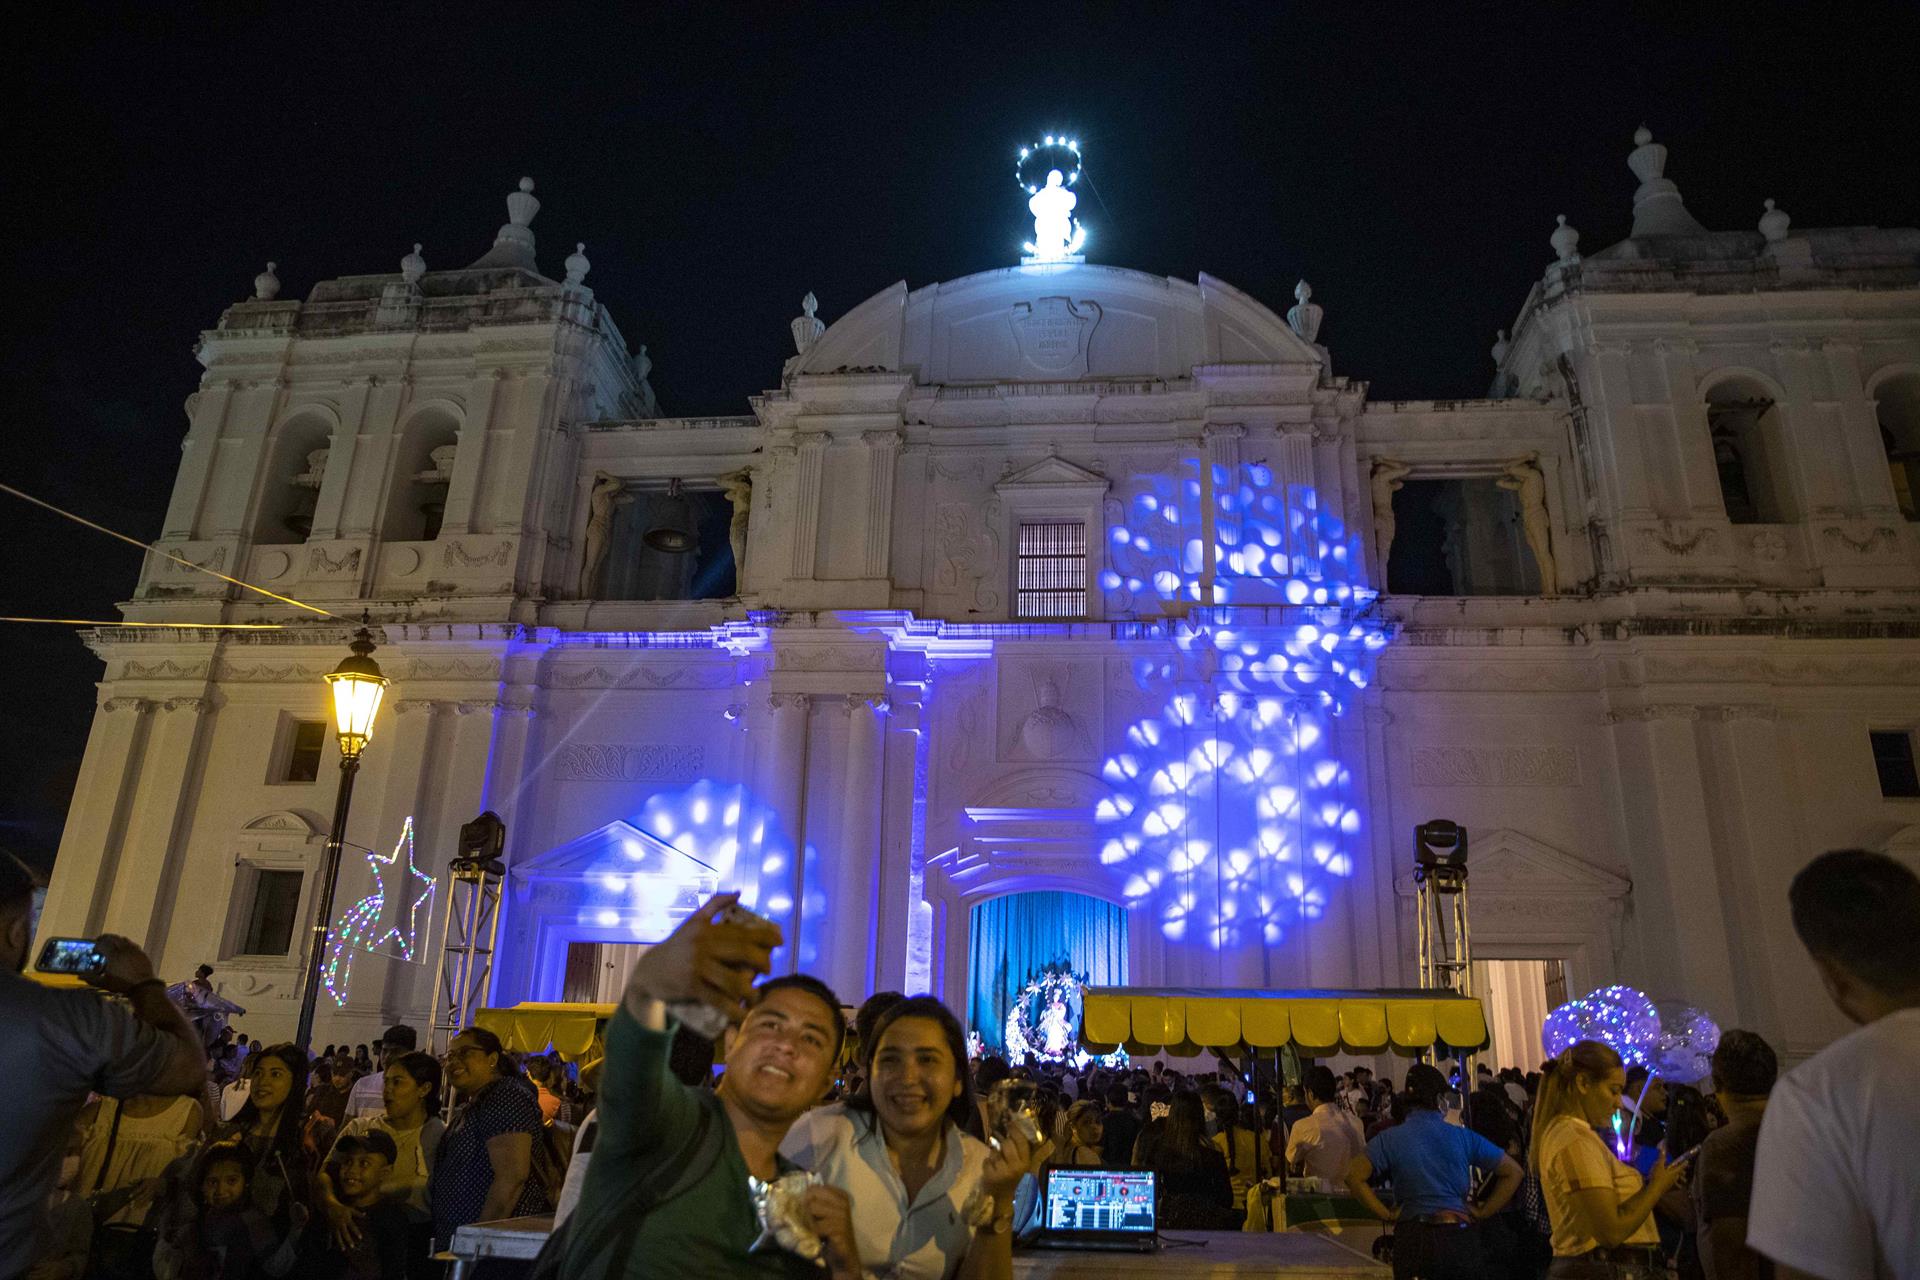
36, 937, 105, 979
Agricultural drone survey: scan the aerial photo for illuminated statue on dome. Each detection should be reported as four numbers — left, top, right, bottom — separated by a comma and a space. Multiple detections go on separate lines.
1027, 169, 1080, 261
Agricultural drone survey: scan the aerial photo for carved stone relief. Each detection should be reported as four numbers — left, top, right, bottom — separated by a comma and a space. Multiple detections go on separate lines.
554, 742, 705, 783
933, 500, 1003, 613
307, 546, 362, 575
999, 662, 1096, 762
444, 539, 512, 568
1411, 745, 1579, 787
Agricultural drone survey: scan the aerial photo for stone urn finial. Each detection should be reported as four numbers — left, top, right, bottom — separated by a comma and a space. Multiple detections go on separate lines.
565, 242, 591, 286
253, 261, 281, 301
1759, 198, 1791, 243
1551, 215, 1581, 264
401, 242, 426, 284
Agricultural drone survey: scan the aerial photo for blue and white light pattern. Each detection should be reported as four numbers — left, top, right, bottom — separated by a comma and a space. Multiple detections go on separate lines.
1096, 458, 1388, 950
1541, 985, 1663, 1064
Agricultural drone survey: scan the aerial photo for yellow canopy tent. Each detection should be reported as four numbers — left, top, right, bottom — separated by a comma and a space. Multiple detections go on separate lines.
1079, 987, 1490, 1058
472, 1000, 865, 1072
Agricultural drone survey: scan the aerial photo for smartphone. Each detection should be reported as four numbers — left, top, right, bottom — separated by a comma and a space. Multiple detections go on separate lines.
36, 937, 105, 978
1669, 1143, 1703, 1166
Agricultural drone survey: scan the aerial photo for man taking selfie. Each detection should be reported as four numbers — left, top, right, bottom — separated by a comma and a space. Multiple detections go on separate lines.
536, 893, 861, 1279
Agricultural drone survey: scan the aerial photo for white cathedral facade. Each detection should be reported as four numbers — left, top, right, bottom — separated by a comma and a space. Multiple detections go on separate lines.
35, 130, 1920, 1066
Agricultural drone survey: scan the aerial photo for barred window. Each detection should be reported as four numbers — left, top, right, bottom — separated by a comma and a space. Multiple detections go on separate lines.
1016, 522, 1087, 619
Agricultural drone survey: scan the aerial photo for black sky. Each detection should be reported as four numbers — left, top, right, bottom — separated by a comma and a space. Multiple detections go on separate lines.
3, 1, 1917, 868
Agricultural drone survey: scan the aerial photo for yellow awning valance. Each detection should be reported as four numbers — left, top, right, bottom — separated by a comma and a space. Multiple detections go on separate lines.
1080, 987, 1489, 1057
474, 1002, 616, 1059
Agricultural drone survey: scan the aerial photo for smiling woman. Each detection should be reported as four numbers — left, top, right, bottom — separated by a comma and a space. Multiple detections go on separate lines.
780, 996, 1028, 1280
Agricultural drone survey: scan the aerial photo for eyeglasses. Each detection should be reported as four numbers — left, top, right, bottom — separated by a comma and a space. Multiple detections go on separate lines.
443, 1046, 488, 1062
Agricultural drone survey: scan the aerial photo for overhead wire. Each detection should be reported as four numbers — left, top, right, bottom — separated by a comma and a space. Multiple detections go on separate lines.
0, 480, 346, 621
0, 617, 285, 629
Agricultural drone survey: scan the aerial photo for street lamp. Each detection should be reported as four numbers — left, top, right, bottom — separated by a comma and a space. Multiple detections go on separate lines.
294, 625, 389, 1053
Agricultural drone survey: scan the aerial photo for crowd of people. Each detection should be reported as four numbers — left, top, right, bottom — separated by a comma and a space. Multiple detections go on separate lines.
2, 845, 1915, 1280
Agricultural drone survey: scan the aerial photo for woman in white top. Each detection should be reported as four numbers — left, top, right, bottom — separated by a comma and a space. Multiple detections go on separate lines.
317, 1050, 446, 1264
75, 1093, 205, 1225
1531, 1040, 1693, 1279
782, 996, 1030, 1280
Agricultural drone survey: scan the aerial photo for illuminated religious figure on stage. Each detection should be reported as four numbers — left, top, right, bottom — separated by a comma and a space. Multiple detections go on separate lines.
1038, 994, 1073, 1057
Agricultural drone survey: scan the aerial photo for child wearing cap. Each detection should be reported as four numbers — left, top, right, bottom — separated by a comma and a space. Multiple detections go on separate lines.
299, 1131, 412, 1279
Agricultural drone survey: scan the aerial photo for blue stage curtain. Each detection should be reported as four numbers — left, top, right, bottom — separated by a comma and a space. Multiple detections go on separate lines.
967, 891, 1127, 1051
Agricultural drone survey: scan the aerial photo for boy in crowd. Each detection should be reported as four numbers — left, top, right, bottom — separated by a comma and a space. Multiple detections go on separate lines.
300, 1132, 411, 1280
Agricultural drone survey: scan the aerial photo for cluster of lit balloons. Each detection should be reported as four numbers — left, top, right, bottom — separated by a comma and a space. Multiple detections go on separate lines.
1542, 984, 1722, 1083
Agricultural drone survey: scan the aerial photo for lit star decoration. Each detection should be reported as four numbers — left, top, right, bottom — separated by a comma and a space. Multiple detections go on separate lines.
321, 816, 437, 1007
1096, 458, 1389, 950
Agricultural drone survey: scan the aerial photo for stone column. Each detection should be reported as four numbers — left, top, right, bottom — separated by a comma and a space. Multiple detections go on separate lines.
1278, 428, 1315, 576
862, 433, 902, 579
310, 378, 378, 541
1203, 423, 1245, 598
757, 693, 813, 972
40, 697, 152, 942
1605, 706, 1741, 1017
790, 436, 829, 580
439, 370, 505, 534
102, 697, 211, 953
164, 383, 234, 540
826, 696, 889, 1000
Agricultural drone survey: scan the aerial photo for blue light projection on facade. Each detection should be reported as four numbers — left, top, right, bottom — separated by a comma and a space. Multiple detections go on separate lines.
1096, 459, 1388, 955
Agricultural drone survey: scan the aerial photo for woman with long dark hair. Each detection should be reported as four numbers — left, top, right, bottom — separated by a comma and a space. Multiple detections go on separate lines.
1141, 1090, 1234, 1228
427, 1027, 547, 1249
213, 1041, 310, 1216
780, 995, 1031, 1279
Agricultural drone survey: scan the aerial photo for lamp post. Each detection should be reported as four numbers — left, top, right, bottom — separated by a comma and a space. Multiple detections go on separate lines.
294, 625, 389, 1054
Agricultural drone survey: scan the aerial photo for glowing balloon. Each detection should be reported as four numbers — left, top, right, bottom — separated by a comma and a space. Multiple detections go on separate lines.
1540, 985, 1661, 1064
1647, 1000, 1720, 1083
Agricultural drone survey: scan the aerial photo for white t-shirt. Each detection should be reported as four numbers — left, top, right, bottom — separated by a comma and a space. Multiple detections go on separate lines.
781, 1103, 990, 1280
343, 1069, 385, 1120
1284, 1102, 1367, 1190
1748, 1008, 1920, 1280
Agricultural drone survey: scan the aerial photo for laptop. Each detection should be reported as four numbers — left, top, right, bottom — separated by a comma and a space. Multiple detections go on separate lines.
1021, 1167, 1159, 1252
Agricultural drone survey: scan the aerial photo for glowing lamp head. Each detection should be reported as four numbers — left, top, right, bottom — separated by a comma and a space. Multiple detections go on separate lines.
325, 627, 388, 760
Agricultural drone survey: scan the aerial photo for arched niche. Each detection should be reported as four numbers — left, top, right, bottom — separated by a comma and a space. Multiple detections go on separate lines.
1869, 369, 1920, 522
382, 404, 461, 542
253, 410, 338, 544
1702, 372, 1792, 525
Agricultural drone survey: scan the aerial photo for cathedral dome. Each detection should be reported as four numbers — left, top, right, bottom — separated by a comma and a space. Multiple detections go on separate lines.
789, 262, 1322, 385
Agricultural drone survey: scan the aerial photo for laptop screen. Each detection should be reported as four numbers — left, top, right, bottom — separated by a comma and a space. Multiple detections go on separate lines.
1042, 1168, 1157, 1234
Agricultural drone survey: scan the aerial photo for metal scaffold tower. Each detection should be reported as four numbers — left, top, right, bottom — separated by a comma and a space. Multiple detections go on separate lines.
428, 811, 507, 1053
1413, 819, 1473, 998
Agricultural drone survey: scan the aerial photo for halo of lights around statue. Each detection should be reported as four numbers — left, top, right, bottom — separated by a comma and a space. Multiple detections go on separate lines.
321, 816, 437, 1007
1016, 133, 1087, 261
1001, 968, 1127, 1070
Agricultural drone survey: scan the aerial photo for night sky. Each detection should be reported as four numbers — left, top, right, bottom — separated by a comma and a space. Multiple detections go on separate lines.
3, 3, 1917, 869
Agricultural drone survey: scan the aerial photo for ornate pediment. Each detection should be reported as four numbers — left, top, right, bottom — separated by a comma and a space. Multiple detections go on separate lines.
242, 811, 323, 838
513, 819, 716, 881
993, 455, 1110, 495
967, 766, 1107, 814
1394, 828, 1629, 900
